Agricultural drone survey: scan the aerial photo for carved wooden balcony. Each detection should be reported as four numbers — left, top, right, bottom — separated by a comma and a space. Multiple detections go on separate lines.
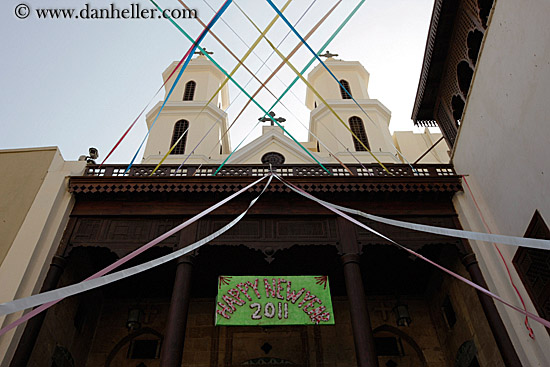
70, 164, 461, 195
83, 163, 457, 178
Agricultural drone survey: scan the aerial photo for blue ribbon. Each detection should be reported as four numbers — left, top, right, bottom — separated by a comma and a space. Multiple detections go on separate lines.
265, 0, 368, 112
266, 0, 416, 172
125, 0, 232, 173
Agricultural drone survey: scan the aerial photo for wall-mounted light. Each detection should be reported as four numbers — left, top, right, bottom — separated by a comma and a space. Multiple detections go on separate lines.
393, 302, 412, 327
126, 308, 141, 331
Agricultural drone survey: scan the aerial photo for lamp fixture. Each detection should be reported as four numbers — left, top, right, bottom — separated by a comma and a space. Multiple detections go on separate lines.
126, 308, 141, 331
393, 302, 412, 327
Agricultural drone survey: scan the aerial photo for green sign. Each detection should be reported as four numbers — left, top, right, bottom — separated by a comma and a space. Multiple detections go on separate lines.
215, 275, 334, 326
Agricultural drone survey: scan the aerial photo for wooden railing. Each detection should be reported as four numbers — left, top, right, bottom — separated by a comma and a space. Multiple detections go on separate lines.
83, 164, 456, 178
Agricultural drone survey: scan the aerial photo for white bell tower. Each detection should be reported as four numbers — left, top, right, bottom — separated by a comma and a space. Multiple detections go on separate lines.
305, 53, 398, 163
142, 53, 231, 164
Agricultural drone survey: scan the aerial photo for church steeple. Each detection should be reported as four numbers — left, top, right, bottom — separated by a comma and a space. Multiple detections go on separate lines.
305, 56, 398, 163
305, 55, 370, 109
142, 54, 231, 164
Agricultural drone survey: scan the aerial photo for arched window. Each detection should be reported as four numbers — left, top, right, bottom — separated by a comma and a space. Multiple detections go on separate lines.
170, 120, 189, 155
339, 79, 352, 99
183, 81, 196, 101
349, 116, 370, 151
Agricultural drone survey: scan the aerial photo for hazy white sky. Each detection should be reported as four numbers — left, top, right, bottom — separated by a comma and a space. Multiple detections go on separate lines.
0, 0, 435, 163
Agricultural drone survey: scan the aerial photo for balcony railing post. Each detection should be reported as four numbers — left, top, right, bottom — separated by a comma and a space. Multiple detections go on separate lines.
105, 166, 115, 176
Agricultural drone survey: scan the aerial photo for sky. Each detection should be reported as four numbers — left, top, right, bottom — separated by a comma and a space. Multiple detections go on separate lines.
0, 0, 435, 163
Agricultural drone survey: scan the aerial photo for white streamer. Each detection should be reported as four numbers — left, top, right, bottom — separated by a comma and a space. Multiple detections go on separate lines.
274, 174, 550, 329
0, 175, 273, 317
279, 178, 550, 250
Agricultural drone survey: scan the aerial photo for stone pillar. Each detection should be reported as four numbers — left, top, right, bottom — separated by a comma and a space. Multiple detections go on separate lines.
9, 255, 67, 367
462, 253, 522, 367
160, 255, 194, 367
342, 253, 379, 367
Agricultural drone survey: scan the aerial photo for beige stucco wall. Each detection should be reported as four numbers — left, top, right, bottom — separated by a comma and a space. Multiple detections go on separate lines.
393, 129, 449, 164
142, 102, 229, 164
305, 58, 400, 163
451, 0, 550, 365
0, 148, 56, 266
0, 147, 85, 366
309, 100, 399, 162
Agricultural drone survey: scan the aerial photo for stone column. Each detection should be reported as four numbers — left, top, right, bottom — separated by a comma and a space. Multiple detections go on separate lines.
462, 252, 522, 367
342, 253, 379, 367
160, 255, 194, 367
10, 256, 67, 367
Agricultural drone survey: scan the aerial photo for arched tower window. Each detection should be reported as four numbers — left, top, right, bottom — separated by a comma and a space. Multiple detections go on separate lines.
349, 116, 370, 151
170, 120, 189, 155
183, 81, 196, 101
339, 79, 352, 99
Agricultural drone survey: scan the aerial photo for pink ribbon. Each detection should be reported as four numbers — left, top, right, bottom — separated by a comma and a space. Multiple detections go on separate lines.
0, 175, 267, 337
276, 174, 550, 330
463, 176, 535, 338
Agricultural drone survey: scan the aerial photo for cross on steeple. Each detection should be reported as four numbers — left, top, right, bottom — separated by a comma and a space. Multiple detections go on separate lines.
259, 111, 286, 126
320, 50, 338, 59
194, 48, 214, 56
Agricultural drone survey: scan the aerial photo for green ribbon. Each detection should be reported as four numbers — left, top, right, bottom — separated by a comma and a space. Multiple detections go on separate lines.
150, 0, 331, 176
216, 0, 366, 173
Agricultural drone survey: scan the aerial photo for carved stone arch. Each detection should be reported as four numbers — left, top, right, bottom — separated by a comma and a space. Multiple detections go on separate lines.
373, 324, 428, 366
105, 327, 163, 367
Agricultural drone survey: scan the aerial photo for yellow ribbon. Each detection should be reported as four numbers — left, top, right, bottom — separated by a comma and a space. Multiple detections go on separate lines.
217, 0, 341, 159
150, 0, 293, 175
235, 3, 390, 173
